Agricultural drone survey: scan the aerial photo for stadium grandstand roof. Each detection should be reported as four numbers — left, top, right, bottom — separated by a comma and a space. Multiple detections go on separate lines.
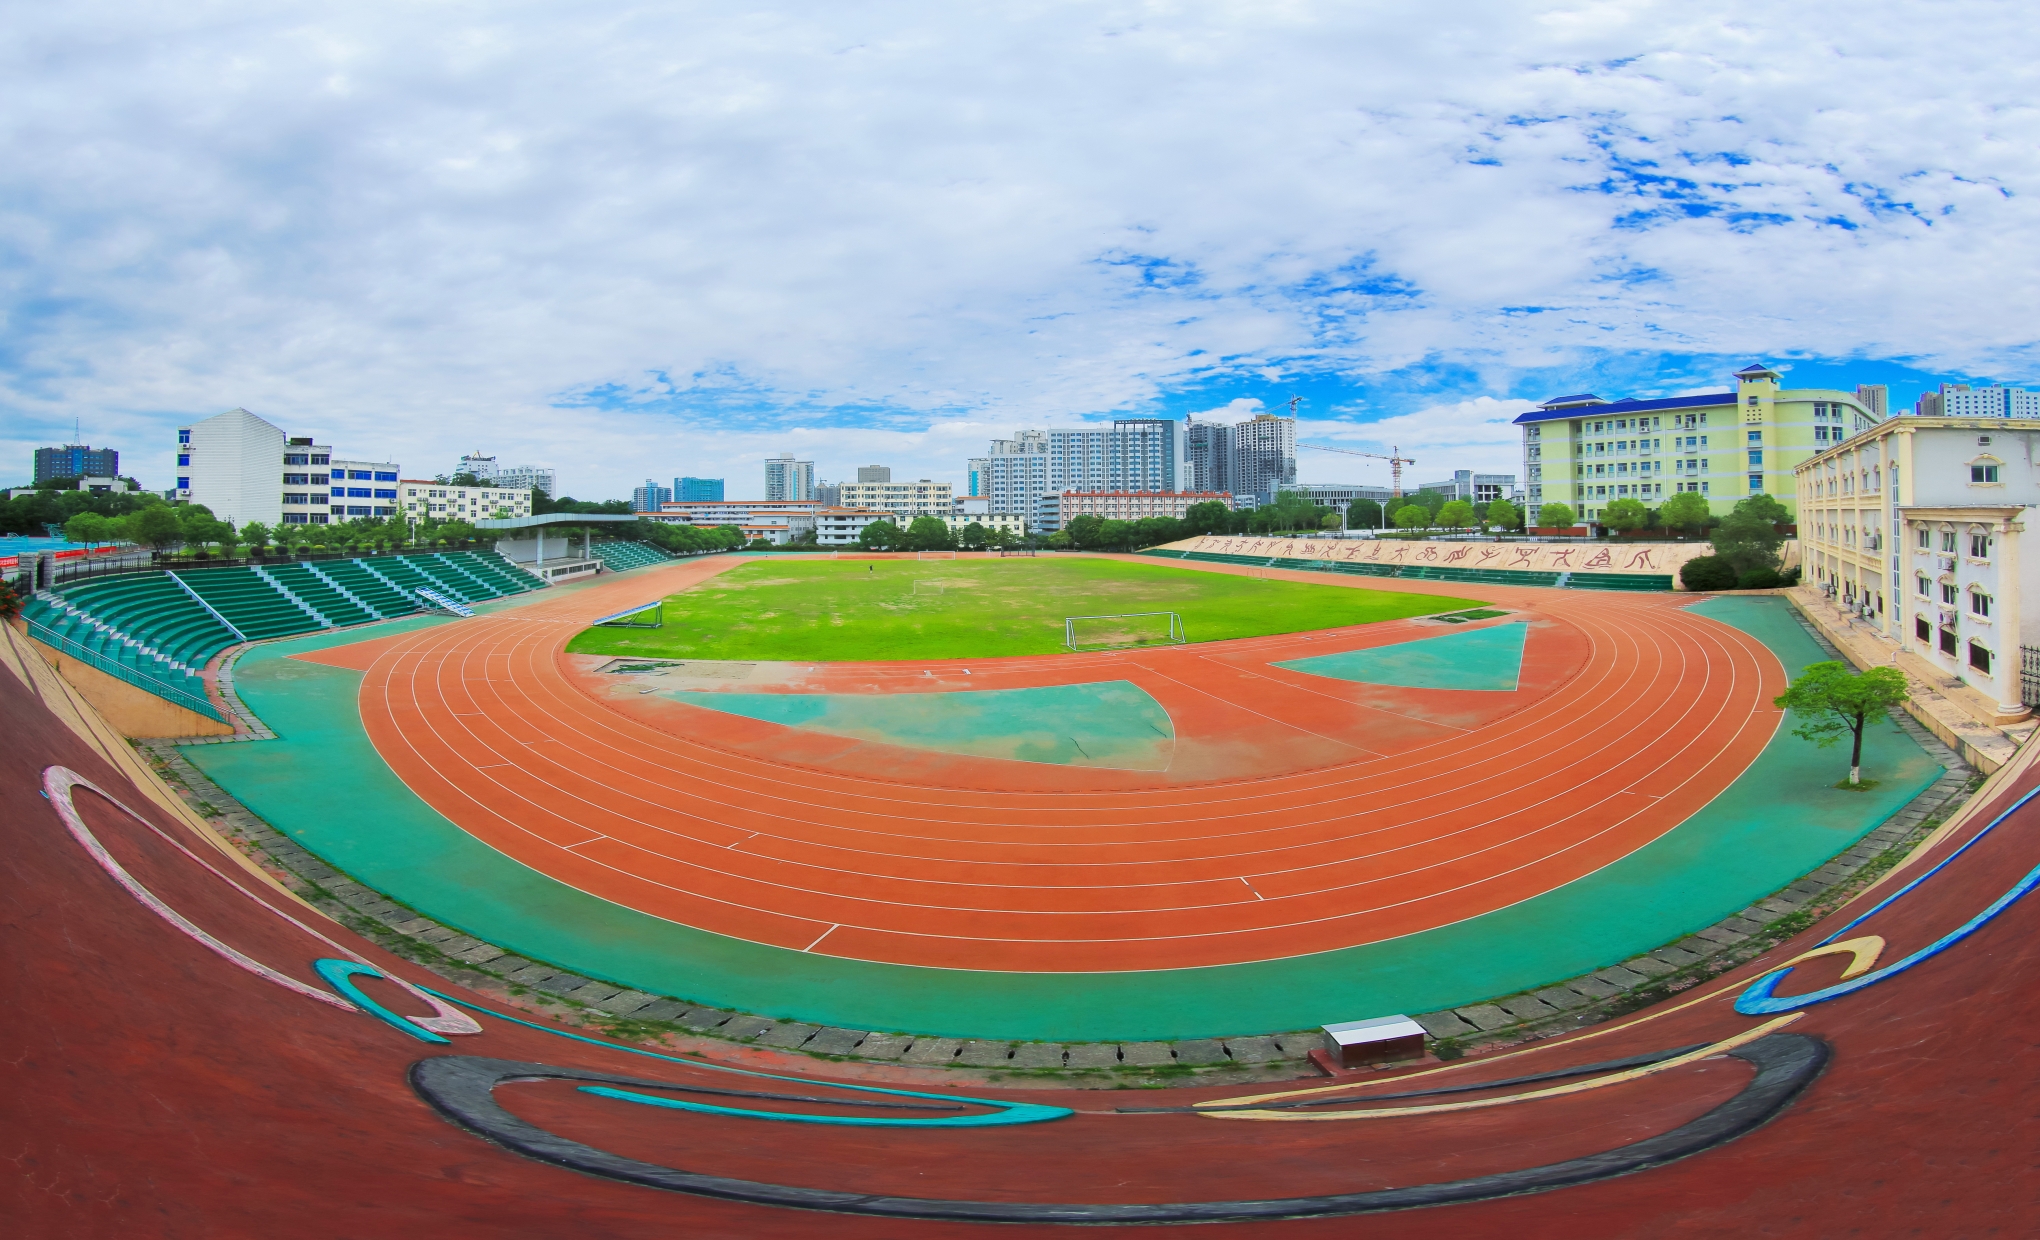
475, 513, 642, 529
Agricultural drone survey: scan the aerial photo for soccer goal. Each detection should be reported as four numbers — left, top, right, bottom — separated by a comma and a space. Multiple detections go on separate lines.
999, 547, 1037, 557
910, 579, 947, 596
592, 600, 664, 629
1064, 611, 1187, 651
917, 549, 958, 560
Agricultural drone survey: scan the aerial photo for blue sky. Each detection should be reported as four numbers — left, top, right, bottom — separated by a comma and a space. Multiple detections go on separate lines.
4, 3, 2039, 498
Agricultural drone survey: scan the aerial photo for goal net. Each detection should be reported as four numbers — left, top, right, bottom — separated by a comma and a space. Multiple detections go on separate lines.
910, 579, 947, 596
1064, 611, 1186, 651
999, 547, 1037, 557
916, 549, 957, 560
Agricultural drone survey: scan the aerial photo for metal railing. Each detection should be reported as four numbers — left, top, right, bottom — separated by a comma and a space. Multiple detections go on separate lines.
23, 618, 228, 723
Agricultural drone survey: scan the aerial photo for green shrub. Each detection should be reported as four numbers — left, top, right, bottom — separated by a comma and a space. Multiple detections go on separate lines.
1680, 555, 1738, 591
1737, 566, 1785, 590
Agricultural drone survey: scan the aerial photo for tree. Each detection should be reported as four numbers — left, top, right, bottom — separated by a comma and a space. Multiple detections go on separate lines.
1535, 501, 1576, 531
130, 504, 185, 549
1393, 503, 1432, 530
1774, 661, 1911, 786
905, 515, 955, 551
958, 521, 989, 550
1659, 491, 1711, 537
858, 518, 903, 550
1601, 497, 1649, 533
1184, 500, 1233, 536
1347, 498, 1384, 530
1484, 498, 1521, 532
1712, 494, 1787, 576
1680, 555, 1738, 591
241, 521, 272, 551
64, 512, 112, 546
1436, 499, 1475, 529
1063, 513, 1105, 549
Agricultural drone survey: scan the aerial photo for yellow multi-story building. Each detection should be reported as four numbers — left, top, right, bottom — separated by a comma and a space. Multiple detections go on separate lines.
1515, 364, 1880, 527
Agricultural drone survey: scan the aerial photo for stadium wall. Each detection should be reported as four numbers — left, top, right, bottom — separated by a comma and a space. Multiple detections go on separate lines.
11, 622, 235, 739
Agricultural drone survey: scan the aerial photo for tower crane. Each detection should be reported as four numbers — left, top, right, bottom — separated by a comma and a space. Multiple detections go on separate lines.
1300, 442, 1416, 499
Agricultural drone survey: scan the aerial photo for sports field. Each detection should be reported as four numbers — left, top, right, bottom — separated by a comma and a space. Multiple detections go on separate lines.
563, 556, 1484, 661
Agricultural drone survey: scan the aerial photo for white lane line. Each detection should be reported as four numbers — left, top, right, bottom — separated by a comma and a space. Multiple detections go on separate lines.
803, 924, 840, 952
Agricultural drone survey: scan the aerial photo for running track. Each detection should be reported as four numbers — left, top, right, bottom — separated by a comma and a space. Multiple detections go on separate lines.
311, 555, 1785, 973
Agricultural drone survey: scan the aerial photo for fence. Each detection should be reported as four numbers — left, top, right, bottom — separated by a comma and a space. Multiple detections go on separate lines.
2022, 646, 2040, 709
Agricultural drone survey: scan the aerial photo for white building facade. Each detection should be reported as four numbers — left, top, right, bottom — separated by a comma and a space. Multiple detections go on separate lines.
837, 479, 954, 519
1058, 491, 1234, 522
1916, 383, 2040, 419
1796, 415, 2040, 721
398, 481, 532, 524
177, 408, 401, 529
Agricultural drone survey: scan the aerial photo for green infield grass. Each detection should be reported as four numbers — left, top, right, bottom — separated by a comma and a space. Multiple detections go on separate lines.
565, 557, 1484, 662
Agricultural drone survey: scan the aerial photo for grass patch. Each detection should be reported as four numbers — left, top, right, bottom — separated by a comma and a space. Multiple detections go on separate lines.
566, 558, 1484, 662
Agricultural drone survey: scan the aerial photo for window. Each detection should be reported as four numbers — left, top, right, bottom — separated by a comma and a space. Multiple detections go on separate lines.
283, 473, 308, 485
176, 477, 189, 489
308, 492, 326, 502
311, 454, 329, 465
1916, 616, 1932, 642
283, 494, 308, 505
1748, 450, 1763, 466
347, 487, 372, 498
374, 471, 398, 482
282, 513, 307, 525
177, 454, 191, 467
1971, 590, 1992, 617
1941, 529, 1957, 553
284, 453, 309, 466
1940, 627, 1958, 656
310, 513, 329, 524
1970, 642, 1993, 674
1972, 463, 2000, 483
1970, 531, 1992, 559
1816, 426, 1830, 443
1747, 395, 1759, 406
1942, 581, 1960, 606
347, 505, 371, 516
1918, 526, 1931, 549
311, 473, 328, 485
1747, 431, 1762, 443
178, 430, 191, 444
373, 489, 397, 499
1749, 474, 1763, 491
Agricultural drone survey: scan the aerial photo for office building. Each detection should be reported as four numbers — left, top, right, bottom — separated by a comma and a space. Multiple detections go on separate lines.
814, 481, 842, 508
632, 479, 673, 513
1280, 482, 1395, 509
1231, 414, 1297, 503
652, 499, 824, 527
1797, 415, 2040, 721
399, 482, 533, 524
764, 453, 815, 502
675, 477, 724, 502
175, 408, 402, 528
1418, 470, 1520, 505
1048, 419, 1186, 496
856, 465, 892, 483
1058, 491, 1234, 523
838, 479, 954, 519
457, 452, 497, 481
1914, 382, 2040, 419
35, 444, 119, 484
1514, 364, 1882, 527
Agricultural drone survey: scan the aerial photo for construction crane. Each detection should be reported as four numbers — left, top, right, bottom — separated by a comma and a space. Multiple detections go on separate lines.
1300, 442, 1416, 499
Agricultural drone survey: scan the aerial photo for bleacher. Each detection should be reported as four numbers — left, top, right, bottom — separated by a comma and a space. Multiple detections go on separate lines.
176, 566, 327, 641
22, 548, 547, 726
588, 541, 672, 571
1142, 547, 1664, 592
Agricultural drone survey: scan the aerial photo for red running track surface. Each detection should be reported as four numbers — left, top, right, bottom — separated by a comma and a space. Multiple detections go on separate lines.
308, 556, 1784, 972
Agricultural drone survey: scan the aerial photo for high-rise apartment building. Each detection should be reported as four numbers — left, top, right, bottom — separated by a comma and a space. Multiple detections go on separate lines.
1231, 414, 1297, 503
856, 465, 892, 483
175, 408, 402, 528
457, 452, 497, 480
675, 477, 724, 502
494, 465, 556, 497
1514, 364, 1880, 527
1185, 419, 1233, 495
1855, 385, 1888, 419
632, 479, 674, 512
34, 444, 119, 484
814, 481, 842, 507
967, 430, 1050, 524
764, 453, 815, 502
1914, 383, 2040, 419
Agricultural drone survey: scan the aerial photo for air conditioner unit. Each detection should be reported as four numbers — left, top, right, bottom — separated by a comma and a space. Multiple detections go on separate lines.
1941, 555, 1958, 572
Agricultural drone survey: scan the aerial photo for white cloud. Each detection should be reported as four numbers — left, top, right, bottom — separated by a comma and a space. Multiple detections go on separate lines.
3, 2, 2038, 496
1299, 397, 1538, 485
